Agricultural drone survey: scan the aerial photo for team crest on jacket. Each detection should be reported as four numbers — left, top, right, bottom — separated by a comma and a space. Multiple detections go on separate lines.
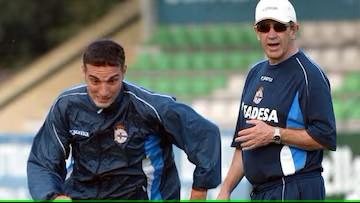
253, 86, 264, 104
114, 123, 128, 144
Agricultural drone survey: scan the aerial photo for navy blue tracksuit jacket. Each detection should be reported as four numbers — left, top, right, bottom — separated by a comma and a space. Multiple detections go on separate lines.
27, 81, 221, 200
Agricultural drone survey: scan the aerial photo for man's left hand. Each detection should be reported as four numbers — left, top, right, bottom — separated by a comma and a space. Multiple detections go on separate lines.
235, 119, 274, 150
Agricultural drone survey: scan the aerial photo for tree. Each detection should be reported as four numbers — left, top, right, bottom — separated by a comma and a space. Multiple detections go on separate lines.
0, 0, 120, 70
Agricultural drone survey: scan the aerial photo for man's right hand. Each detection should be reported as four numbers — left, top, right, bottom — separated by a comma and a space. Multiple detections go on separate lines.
217, 190, 231, 200
54, 194, 72, 200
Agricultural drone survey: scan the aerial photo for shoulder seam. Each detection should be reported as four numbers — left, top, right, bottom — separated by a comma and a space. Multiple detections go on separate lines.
52, 123, 66, 158
302, 53, 330, 90
50, 92, 88, 113
295, 57, 310, 97
124, 80, 175, 100
124, 90, 162, 123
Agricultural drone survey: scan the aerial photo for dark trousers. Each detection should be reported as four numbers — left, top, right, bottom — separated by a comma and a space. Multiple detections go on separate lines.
250, 171, 325, 200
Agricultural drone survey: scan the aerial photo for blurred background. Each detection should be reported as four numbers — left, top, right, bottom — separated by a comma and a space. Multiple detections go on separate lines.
0, 0, 359, 200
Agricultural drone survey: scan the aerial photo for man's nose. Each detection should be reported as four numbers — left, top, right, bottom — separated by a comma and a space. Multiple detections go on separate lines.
268, 26, 278, 36
98, 84, 110, 96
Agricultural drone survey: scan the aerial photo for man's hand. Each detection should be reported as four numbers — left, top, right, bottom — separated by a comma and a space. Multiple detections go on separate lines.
235, 119, 274, 150
190, 188, 207, 200
54, 194, 72, 200
217, 190, 231, 200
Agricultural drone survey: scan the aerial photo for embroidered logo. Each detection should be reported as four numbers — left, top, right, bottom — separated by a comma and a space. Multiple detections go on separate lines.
253, 86, 264, 104
114, 123, 128, 144
261, 76, 273, 82
69, 129, 89, 137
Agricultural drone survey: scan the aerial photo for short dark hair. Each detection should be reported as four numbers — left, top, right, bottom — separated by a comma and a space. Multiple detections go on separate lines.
83, 39, 125, 67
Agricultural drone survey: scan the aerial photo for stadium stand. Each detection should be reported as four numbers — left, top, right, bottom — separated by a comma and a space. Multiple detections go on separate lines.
127, 23, 263, 104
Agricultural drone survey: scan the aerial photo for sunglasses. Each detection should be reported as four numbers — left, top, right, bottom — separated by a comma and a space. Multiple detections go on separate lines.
256, 22, 290, 33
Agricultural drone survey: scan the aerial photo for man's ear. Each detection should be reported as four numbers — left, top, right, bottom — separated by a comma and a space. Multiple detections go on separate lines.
253, 25, 260, 40
291, 23, 300, 40
81, 65, 86, 74
122, 65, 127, 74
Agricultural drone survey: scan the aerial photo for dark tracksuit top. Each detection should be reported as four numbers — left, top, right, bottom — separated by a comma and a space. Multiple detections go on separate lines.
27, 81, 221, 200
232, 50, 336, 186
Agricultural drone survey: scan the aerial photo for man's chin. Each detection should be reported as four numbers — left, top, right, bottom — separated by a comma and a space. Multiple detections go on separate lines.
95, 101, 112, 109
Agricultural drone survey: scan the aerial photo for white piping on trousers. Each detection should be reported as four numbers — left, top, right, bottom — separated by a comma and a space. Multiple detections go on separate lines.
282, 177, 286, 201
